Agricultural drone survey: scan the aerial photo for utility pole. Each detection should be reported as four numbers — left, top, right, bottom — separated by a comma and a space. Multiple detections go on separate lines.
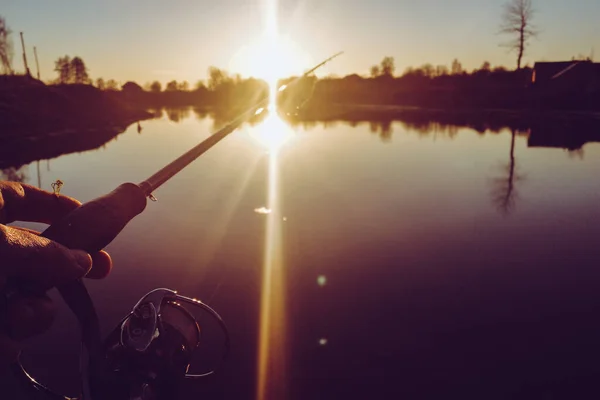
19, 32, 31, 77
33, 46, 41, 80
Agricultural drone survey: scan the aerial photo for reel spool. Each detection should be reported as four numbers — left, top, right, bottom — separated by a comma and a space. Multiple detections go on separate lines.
12, 288, 230, 400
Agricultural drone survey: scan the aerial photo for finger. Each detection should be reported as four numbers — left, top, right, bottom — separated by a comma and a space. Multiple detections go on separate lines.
0, 182, 81, 225
6, 295, 54, 340
7, 227, 112, 280
0, 225, 92, 289
87, 251, 113, 279
9, 226, 40, 236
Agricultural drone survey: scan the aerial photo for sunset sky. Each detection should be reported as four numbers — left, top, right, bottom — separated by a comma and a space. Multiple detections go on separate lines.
4, 0, 600, 85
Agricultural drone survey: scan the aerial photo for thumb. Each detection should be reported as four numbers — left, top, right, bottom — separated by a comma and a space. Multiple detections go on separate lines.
0, 225, 92, 289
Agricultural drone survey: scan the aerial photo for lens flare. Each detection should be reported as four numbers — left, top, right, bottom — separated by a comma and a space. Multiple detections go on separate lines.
255, 2, 290, 399
249, 112, 294, 153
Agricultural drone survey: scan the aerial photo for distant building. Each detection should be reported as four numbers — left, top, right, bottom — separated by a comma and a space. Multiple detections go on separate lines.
532, 60, 600, 93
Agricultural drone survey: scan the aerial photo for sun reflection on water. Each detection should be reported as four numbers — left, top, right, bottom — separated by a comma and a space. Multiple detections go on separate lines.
253, 46, 294, 400
255, 112, 290, 400
249, 111, 294, 154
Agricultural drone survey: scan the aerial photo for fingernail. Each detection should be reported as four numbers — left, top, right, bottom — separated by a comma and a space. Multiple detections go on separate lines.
70, 250, 93, 276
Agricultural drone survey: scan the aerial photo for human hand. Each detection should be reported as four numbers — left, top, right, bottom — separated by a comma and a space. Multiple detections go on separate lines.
0, 181, 112, 364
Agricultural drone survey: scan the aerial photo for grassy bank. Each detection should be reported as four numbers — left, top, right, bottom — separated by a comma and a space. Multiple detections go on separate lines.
0, 75, 151, 168
0, 75, 151, 137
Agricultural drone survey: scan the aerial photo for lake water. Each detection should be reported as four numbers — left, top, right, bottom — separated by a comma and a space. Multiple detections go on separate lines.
2, 109, 600, 399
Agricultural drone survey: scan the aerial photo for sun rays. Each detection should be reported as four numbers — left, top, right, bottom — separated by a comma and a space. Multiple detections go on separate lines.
252, 1, 294, 399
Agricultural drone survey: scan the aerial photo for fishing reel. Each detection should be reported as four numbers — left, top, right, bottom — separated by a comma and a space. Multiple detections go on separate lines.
11, 288, 230, 400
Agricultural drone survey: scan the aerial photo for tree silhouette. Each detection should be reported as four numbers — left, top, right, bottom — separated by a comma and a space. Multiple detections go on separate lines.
499, 0, 538, 70
149, 81, 162, 92
0, 16, 13, 74
53, 55, 89, 83
70, 57, 89, 84
451, 59, 463, 75
54, 55, 71, 83
380, 56, 395, 77
105, 79, 119, 90
490, 129, 524, 215
177, 81, 189, 91
122, 81, 143, 94
208, 67, 228, 90
421, 64, 435, 78
195, 80, 206, 91
435, 65, 449, 76
95, 77, 106, 90
165, 80, 178, 91
370, 65, 380, 78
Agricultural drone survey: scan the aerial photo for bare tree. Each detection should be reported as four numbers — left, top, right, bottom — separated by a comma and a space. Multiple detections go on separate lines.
0, 16, 13, 74
499, 0, 538, 70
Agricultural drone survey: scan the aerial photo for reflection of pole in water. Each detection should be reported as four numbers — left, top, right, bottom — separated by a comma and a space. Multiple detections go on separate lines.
36, 160, 41, 188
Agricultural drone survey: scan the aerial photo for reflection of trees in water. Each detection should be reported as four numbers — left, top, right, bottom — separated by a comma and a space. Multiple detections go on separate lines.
286, 117, 508, 142
400, 121, 462, 140
193, 107, 208, 121
322, 120, 338, 130
148, 108, 163, 119
151, 107, 600, 158
369, 120, 393, 142
1, 167, 27, 183
165, 107, 191, 123
301, 120, 317, 131
567, 148, 585, 160
490, 129, 524, 215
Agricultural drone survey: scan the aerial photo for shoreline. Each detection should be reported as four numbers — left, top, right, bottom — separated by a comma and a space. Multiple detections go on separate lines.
2, 73, 600, 168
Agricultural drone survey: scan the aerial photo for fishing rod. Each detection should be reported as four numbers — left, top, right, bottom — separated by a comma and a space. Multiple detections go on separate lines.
140, 51, 343, 196
3, 51, 343, 400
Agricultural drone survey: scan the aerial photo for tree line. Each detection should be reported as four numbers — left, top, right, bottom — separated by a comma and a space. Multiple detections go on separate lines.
369, 57, 513, 80
1, 0, 539, 80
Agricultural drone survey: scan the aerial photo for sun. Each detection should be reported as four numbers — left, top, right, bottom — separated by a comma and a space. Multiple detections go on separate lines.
230, 0, 311, 88
232, 36, 312, 90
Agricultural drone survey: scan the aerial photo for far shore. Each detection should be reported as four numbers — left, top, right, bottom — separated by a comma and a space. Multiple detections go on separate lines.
1, 73, 599, 169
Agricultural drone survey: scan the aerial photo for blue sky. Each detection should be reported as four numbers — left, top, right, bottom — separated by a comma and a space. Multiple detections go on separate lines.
3, 0, 599, 84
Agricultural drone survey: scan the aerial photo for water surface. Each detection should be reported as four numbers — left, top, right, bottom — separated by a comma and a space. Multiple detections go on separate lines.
2, 110, 600, 399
